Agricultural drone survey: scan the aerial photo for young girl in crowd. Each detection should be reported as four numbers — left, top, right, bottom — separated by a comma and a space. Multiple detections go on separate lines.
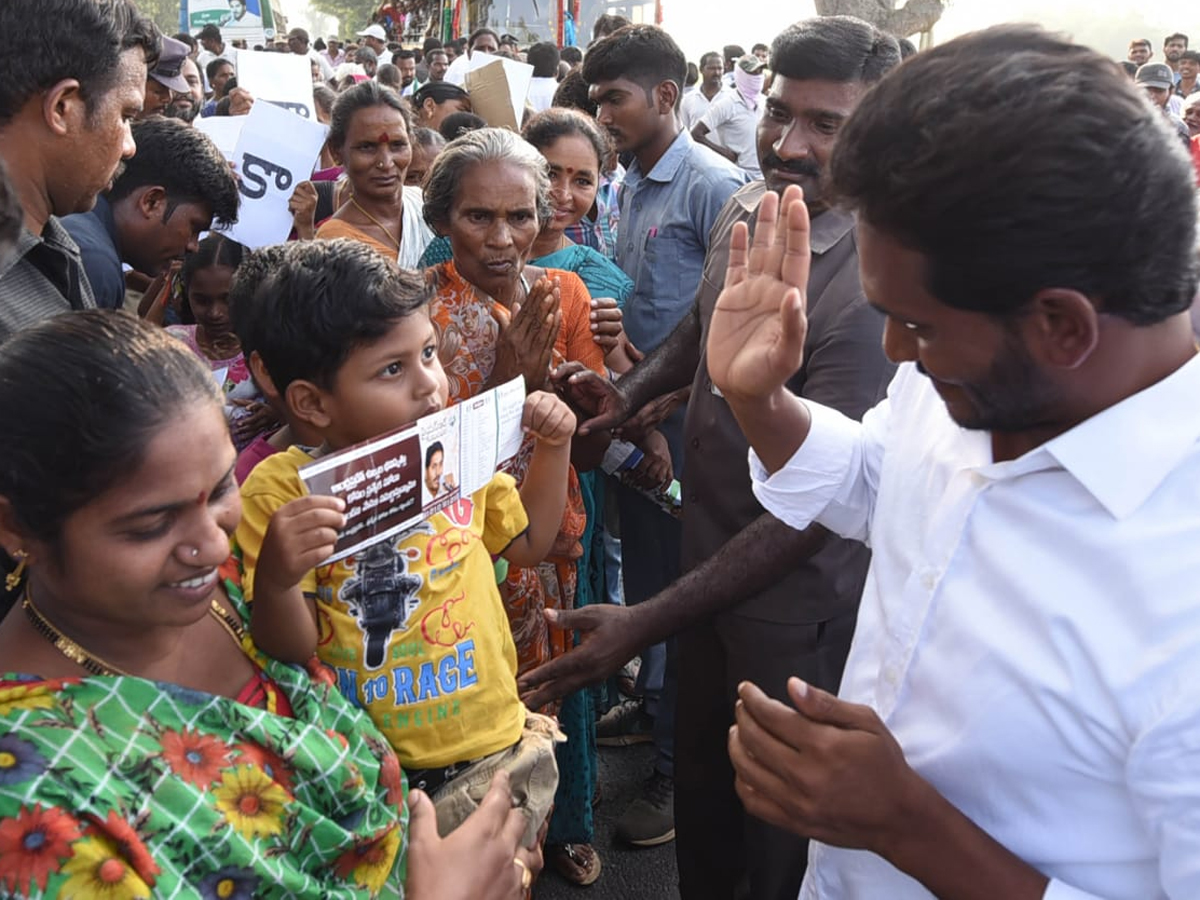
168, 235, 278, 451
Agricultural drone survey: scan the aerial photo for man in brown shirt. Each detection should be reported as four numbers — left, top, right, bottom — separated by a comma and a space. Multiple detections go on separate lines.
524, 17, 901, 899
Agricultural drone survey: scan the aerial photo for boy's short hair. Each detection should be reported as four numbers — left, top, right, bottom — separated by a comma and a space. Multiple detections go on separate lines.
229, 243, 292, 356
581, 24, 687, 110
250, 239, 433, 395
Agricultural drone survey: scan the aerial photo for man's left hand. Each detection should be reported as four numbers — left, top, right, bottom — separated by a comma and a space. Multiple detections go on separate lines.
729, 678, 924, 856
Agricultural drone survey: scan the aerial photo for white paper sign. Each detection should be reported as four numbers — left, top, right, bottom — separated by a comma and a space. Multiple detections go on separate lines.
237, 51, 316, 121
225, 101, 327, 249
194, 115, 247, 162
465, 52, 534, 127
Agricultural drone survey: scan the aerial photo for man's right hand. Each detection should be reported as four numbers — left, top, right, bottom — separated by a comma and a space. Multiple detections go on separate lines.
517, 605, 644, 710
707, 184, 812, 402
551, 364, 632, 435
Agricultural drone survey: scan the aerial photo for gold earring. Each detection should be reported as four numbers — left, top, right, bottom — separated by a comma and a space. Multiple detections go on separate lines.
6, 550, 28, 592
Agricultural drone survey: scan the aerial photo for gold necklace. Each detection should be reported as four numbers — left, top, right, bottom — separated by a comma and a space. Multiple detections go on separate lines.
23, 582, 245, 678
350, 197, 402, 249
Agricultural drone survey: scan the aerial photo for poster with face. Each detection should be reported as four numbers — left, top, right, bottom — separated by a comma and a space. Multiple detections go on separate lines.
188, 0, 273, 46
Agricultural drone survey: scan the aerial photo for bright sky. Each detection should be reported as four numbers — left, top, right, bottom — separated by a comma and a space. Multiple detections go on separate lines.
663, 0, 1192, 65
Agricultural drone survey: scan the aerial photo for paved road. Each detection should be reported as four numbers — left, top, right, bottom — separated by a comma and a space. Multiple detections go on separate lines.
534, 743, 679, 899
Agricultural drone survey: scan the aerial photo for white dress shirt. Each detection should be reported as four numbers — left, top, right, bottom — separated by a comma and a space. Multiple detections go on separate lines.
749, 359, 1200, 900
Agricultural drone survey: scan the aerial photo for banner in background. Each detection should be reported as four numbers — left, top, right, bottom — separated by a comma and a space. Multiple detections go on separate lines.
185, 0, 276, 46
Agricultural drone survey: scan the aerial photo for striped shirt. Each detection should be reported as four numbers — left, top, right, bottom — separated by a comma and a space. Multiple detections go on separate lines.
0, 216, 95, 343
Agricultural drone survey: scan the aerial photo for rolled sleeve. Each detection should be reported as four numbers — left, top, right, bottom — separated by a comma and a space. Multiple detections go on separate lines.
749, 399, 865, 533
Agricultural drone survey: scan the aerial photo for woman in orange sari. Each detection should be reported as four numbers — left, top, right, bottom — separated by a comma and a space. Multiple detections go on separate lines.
422, 128, 610, 885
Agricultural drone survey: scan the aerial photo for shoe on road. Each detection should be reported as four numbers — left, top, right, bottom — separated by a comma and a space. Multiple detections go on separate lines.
615, 770, 675, 847
596, 698, 654, 747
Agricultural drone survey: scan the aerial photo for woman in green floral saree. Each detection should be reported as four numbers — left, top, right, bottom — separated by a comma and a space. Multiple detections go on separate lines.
0, 312, 540, 899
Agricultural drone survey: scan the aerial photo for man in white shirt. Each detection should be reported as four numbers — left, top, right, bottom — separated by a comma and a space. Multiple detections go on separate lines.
195, 23, 236, 94
681, 51, 724, 130
286, 28, 333, 83
320, 37, 345, 70
445, 27, 500, 86
694, 55, 766, 178
525, 41, 561, 112
708, 25, 1200, 900
357, 24, 392, 65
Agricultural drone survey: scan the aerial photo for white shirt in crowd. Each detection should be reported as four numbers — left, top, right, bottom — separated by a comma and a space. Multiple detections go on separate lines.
397, 185, 434, 269
526, 76, 558, 113
750, 359, 1200, 900
681, 87, 721, 130
698, 91, 764, 179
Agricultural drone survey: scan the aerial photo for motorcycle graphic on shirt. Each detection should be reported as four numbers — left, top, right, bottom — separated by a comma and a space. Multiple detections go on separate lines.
340, 525, 433, 670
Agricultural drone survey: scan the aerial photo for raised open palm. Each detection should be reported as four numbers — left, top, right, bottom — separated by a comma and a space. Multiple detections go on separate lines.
707, 185, 811, 400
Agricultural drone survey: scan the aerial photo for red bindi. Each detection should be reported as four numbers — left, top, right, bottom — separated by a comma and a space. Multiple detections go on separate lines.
196, 490, 209, 506
377, 132, 392, 144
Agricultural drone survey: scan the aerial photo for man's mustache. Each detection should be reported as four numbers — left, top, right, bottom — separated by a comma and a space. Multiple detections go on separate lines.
762, 154, 820, 179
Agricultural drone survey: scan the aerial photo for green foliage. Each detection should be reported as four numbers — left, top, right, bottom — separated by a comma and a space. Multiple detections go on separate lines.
310, 0, 384, 33
140, 0, 184, 34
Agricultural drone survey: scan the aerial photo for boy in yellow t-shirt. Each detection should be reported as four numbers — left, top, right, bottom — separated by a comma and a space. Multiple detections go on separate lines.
234, 241, 574, 843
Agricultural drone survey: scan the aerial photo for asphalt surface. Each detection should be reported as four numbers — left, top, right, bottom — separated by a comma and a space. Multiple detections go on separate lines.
534, 743, 679, 899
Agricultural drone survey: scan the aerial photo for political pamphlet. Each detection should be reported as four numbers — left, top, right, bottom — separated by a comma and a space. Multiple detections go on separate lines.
299, 377, 527, 564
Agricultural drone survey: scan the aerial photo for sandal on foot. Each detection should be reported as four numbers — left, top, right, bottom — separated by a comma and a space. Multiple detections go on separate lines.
548, 842, 602, 886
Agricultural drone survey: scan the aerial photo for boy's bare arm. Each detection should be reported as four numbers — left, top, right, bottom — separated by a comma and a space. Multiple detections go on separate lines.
503, 392, 576, 567
248, 495, 345, 662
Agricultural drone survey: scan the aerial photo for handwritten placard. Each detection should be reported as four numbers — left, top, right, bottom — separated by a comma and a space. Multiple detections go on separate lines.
300, 377, 527, 564
225, 100, 327, 249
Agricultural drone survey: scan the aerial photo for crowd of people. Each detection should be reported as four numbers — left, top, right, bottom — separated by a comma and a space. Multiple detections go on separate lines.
0, 0, 1198, 898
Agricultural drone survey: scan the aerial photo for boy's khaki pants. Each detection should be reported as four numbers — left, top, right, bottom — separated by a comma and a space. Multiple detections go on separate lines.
429, 710, 563, 848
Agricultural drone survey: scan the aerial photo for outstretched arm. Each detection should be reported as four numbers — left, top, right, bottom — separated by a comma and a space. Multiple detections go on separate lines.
518, 512, 829, 709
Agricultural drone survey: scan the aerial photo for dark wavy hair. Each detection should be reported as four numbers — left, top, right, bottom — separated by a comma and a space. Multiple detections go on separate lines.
109, 117, 240, 228
831, 24, 1199, 324
250, 240, 433, 393
0, 0, 159, 126
327, 79, 412, 149
0, 311, 221, 547
582, 24, 687, 110
769, 16, 900, 85
523, 107, 615, 176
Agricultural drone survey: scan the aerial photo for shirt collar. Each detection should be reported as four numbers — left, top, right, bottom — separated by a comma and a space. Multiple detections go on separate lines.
1036, 352, 1200, 519
733, 182, 856, 255
633, 129, 692, 184
0, 215, 80, 281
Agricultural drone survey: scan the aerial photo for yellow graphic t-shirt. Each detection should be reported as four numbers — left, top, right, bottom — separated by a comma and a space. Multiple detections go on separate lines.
238, 446, 529, 769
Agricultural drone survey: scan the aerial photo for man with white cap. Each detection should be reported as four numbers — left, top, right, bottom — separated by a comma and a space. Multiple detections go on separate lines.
141, 35, 191, 119
357, 24, 392, 65
693, 55, 768, 178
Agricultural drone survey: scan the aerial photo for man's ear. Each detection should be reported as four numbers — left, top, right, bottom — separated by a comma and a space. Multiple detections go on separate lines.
42, 79, 85, 136
135, 186, 170, 222
1021, 288, 1101, 370
285, 378, 333, 430
654, 80, 679, 116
